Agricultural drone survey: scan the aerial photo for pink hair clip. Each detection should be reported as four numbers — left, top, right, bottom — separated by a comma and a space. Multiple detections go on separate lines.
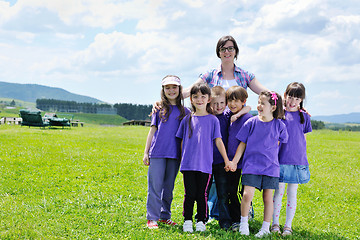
271, 92, 278, 105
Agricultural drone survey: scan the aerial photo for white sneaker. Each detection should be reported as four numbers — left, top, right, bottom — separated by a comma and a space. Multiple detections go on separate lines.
255, 228, 270, 238
183, 220, 193, 233
239, 222, 249, 235
195, 221, 206, 232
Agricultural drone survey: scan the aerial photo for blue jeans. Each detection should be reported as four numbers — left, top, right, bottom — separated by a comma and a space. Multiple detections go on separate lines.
146, 158, 180, 220
212, 163, 232, 228
207, 178, 219, 220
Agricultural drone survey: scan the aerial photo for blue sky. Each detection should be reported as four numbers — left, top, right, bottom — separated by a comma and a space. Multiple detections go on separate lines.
0, 0, 359, 116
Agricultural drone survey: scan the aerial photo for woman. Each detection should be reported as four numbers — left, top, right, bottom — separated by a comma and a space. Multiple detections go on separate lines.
183, 35, 267, 119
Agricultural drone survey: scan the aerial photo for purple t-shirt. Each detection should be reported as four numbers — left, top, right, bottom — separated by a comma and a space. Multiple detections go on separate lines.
149, 105, 190, 159
176, 114, 222, 174
213, 113, 230, 165
228, 113, 253, 169
236, 116, 288, 177
279, 111, 312, 165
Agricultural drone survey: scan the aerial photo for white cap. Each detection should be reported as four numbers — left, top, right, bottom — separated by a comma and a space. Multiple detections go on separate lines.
162, 76, 181, 86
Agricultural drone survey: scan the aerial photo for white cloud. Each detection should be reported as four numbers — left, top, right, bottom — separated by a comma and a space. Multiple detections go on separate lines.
0, 0, 359, 115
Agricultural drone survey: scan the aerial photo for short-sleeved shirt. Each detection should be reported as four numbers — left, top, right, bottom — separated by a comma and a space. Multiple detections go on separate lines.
236, 116, 288, 177
279, 111, 312, 165
227, 113, 254, 169
199, 64, 255, 90
149, 105, 190, 159
176, 114, 222, 174
213, 112, 230, 165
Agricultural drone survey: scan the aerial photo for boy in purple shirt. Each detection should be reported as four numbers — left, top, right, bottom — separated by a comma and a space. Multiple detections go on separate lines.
208, 86, 231, 229
226, 86, 253, 231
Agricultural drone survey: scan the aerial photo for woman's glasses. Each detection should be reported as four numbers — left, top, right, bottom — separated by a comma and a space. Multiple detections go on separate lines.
219, 46, 235, 53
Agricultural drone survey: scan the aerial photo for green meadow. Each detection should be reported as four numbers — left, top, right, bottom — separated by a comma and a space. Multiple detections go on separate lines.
0, 125, 359, 239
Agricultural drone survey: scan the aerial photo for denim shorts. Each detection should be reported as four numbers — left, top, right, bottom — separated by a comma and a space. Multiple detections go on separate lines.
279, 165, 310, 184
241, 174, 279, 190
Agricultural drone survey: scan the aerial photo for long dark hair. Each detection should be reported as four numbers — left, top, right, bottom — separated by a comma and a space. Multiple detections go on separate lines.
159, 75, 186, 122
285, 82, 306, 124
188, 83, 212, 138
260, 91, 284, 119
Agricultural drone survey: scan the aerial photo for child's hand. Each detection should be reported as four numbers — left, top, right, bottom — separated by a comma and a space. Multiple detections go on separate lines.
230, 114, 239, 123
224, 162, 230, 172
229, 162, 237, 172
151, 101, 162, 115
143, 153, 150, 166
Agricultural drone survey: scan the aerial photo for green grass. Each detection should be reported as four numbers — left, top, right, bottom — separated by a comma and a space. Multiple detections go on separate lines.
0, 126, 359, 239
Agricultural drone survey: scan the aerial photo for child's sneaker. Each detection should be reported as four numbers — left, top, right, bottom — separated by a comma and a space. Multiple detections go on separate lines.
146, 220, 159, 229
231, 222, 240, 232
183, 220, 193, 233
195, 221, 206, 232
159, 219, 177, 226
255, 228, 270, 238
239, 222, 249, 235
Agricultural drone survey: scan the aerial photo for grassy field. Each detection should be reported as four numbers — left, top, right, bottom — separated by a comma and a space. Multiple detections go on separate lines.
0, 125, 359, 239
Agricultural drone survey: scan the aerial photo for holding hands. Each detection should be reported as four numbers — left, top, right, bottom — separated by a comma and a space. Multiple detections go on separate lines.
224, 160, 237, 172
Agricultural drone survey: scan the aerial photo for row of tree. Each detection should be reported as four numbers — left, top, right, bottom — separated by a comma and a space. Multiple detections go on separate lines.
35, 99, 357, 130
36, 99, 152, 120
113, 103, 152, 120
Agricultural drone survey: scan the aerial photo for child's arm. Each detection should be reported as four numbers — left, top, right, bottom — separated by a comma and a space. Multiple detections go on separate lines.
215, 138, 233, 172
182, 78, 204, 99
231, 142, 246, 166
143, 126, 157, 166
230, 105, 251, 123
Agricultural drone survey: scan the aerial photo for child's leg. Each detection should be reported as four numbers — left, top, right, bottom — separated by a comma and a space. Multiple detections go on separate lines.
195, 172, 212, 223
240, 185, 255, 219
147, 158, 167, 220
254, 189, 273, 237
227, 169, 242, 223
272, 182, 286, 225
285, 183, 298, 229
239, 185, 255, 235
263, 189, 274, 224
183, 171, 197, 221
160, 158, 180, 220
213, 163, 232, 229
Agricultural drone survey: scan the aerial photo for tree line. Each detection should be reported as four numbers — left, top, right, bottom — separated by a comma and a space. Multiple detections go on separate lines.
36, 99, 151, 120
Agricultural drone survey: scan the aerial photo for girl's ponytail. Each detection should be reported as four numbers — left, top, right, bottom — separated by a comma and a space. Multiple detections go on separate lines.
299, 101, 305, 124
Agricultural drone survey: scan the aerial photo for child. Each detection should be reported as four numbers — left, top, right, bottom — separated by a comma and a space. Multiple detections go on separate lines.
231, 91, 288, 237
143, 75, 190, 229
271, 82, 312, 236
176, 83, 231, 233
209, 86, 230, 229
226, 86, 253, 231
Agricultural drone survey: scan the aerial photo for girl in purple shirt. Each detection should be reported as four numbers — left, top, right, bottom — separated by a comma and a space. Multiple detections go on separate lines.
176, 83, 231, 233
271, 82, 312, 236
231, 91, 288, 237
143, 75, 189, 229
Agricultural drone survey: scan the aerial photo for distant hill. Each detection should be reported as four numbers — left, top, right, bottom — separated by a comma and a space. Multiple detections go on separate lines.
312, 112, 360, 124
0, 81, 102, 103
